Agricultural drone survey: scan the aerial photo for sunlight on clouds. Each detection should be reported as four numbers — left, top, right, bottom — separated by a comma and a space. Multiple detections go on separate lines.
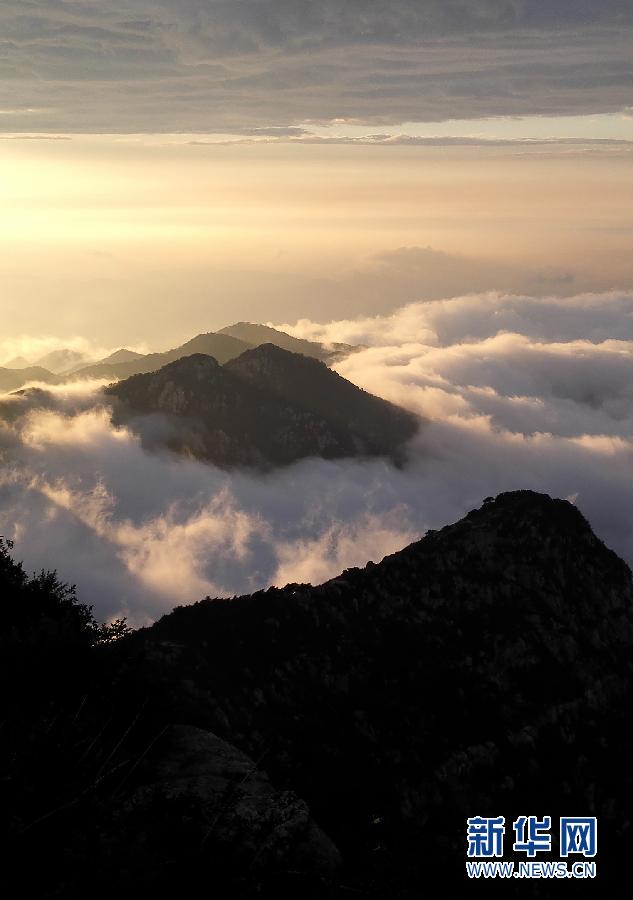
274, 511, 417, 587
22, 408, 129, 451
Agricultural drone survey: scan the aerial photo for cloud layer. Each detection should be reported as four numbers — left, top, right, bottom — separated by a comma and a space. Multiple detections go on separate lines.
1, 1, 631, 131
1, 289, 633, 625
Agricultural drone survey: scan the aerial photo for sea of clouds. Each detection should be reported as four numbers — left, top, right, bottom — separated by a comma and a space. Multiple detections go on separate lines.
1, 289, 633, 625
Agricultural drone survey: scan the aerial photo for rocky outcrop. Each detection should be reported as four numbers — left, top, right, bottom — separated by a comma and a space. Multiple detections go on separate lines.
97, 724, 340, 897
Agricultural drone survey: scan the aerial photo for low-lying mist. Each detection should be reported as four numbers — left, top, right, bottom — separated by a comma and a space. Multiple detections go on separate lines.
2, 289, 632, 625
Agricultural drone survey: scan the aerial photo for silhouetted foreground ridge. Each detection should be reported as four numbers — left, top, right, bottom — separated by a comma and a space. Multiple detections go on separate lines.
2, 491, 633, 898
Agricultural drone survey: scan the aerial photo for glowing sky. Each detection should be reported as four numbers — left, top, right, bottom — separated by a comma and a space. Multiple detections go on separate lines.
0, 1, 632, 349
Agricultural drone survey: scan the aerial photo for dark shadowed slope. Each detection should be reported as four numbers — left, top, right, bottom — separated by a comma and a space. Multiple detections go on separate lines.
226, 343, 418, 455
105, 347, 419, 467
105, 353, 358, 467
219, 322, 356, 363
73, 332, 252, 381
3, 492, 633, 898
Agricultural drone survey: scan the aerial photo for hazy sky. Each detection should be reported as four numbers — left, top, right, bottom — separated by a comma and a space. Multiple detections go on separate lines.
1, 1, 632, 350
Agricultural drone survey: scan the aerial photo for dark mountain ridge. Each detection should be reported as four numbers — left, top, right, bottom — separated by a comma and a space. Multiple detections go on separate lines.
105, 345, 419, 467
3, 491, 633, 897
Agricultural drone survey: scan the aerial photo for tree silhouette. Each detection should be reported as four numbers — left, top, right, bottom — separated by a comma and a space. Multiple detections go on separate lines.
0, 536, 128, 644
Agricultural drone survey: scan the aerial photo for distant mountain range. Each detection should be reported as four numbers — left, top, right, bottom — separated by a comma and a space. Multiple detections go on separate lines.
4, 491, 632, 897
0, 365, 58, 393
75, 332, 251, 381
106, 344, 418, 467
0, 323, 359, 392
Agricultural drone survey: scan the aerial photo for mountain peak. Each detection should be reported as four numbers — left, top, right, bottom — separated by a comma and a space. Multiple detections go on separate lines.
231, 340, 319, 365
104, 353, 223, 409
463, 488, 592, 532
225, 341, 337, 385
98, 348, 145, 365
451, 490, 611, 563
418, 488, 610, 559
177, 332, 252, 355
34, 348, 89, 374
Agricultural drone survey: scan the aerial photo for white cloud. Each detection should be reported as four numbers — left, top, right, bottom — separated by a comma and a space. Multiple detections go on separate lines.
282, 290, 633, 346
